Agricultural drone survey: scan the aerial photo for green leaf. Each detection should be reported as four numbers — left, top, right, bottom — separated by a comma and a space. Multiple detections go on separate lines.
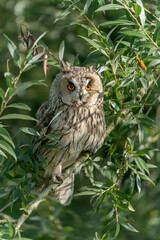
27, 32, 47, 59
120, 222, 139, 232
148, 58, 160, 68
84, 0, 93, 11
119, 30, 146, 38
80, 36, 107, 56
59, 41, 65, 61
139, 172, 155, 185
0, 140, 17, 160
12, 80, 47, 97
0, 88, 5, 100
136, 0, 146, 26
0, 149, 7, 158
135, 41, 156, 49
95, 4, 124, 11
154, 22, 160, 41
100, 20, 135, 27
9, 221, 15, 238
135, 157, 149, 174
0, 114, 37, 121
136, 175, 141, 193
135, 4, 141, 18
0, 127, 15, 148
20, 127, 40, 136
3, 34, 21, 67
54, 2, 77, 23
7, 103, 31, 111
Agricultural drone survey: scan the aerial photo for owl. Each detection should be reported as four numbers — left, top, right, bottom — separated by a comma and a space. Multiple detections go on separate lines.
33, 61, 106, 205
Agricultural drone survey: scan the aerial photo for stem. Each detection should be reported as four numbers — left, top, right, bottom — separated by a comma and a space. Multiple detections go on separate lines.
122, 0, 159, 49
70, 0, 126, 75
0, 61, 26, 116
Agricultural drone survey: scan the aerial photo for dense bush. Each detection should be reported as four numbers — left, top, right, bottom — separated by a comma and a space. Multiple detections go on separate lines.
0, 0, 160, 239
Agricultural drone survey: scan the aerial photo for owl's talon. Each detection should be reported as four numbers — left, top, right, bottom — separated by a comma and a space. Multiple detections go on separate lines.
52, 174, 63, 184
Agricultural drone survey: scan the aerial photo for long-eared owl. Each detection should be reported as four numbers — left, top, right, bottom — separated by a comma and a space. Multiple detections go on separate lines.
33, 61, 106, 205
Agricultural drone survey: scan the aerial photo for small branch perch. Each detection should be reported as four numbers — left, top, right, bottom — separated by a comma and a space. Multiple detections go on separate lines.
15, 154, 88, 235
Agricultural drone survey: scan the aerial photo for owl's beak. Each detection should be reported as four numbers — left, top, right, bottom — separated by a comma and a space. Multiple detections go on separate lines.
79, 93, 82, 101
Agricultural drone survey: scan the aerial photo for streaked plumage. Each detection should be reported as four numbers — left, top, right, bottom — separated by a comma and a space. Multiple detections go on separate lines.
33, 61, 106, 205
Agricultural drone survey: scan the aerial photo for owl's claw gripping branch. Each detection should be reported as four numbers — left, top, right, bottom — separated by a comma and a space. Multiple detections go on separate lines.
52, 163, 63, 183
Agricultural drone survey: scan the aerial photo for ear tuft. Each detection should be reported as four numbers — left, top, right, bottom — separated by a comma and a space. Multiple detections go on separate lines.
60, 61, 71, 72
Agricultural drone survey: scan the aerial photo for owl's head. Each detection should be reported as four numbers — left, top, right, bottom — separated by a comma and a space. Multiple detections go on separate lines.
49, 61, 103, 107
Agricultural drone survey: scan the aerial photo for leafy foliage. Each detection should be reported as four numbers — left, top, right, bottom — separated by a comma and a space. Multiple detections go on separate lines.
0, 0, 160, 239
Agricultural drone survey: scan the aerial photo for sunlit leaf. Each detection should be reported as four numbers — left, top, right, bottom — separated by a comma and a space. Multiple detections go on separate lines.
59, 41, 65, 61
20, 127, 40, 136
136, 0, 146, 26
3, 34, 21, 67
135, 4, 141, 18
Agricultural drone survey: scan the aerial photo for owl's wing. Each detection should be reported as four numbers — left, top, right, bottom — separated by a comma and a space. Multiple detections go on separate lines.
33, 101, 55, 144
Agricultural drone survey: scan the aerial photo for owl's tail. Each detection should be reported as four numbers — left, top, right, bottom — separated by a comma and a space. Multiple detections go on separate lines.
53, 173, 75, 206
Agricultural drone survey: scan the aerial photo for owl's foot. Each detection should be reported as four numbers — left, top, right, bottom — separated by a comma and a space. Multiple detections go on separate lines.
52, 174, 63, 184
52, 164, 63, 184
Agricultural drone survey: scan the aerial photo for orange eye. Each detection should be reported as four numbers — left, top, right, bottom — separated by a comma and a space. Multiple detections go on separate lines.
86, 83, 91, 91
67, 82, 75, 91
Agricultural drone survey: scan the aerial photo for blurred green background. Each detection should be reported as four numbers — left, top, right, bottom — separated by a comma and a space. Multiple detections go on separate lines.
0, 0, 160, 239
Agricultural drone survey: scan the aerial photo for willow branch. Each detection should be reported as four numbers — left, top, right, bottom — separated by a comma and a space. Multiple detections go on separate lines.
15, 154, 88, 235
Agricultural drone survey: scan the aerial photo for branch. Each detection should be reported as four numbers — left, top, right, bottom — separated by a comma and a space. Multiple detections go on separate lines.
15, 154, 88, 235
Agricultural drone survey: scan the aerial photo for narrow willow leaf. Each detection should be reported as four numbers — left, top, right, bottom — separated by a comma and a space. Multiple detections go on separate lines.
129, 173, 135, 195
148, 59, 160, 68
54, 2, 77, 23
84, 0, 93, 11
139, 172, 155, 185
7, 103, 31, 111
0, 88, 5, 100
136, 157, 149, 174
0, 127, 15, 148
27, 32, 47, 59
80, 36, 108, 56
0, 149, 7, 158
12, 80, 47, 97
3, 34, 21, 67
153, 22, 160, 41
119, 30, 146, 38
9, 221, 15, 238
136, 0, 146, 26
135, 4, 141, 18
100, 20, 135, 27
113, 223, 120, 239
135, 41, 156, 49
0, 114, 37, 121
20, 127, 40, 136
95, 4, 124, 11
136, 175, 141, 193
59, 41, 65, 61
120, 222, 139, 232
0, 140, 17, 160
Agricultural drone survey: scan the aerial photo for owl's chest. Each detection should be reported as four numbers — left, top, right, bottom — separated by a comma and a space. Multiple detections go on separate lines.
52, 105, 105, 153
